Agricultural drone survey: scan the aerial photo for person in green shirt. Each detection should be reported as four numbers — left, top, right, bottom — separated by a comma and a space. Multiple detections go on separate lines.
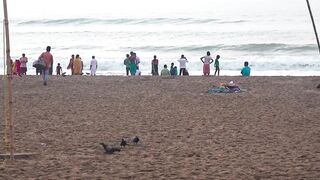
123, 54, 130, 76
214, 55, 220, 76
241, 61, 251, 77
161, 64, 171, 76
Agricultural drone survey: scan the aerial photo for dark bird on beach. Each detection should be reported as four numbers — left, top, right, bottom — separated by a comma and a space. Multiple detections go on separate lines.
120, 138, 127, 147
62, 72, 67, 77
317, 84, 320, 88
99, 143, 121, 154
132, 136, 140, 144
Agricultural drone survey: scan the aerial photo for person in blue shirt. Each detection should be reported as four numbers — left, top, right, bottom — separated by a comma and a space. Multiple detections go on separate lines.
241, 61, 251, 76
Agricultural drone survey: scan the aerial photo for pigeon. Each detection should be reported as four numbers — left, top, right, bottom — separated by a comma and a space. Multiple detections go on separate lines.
62, 72, 67, 77
132, 136, 140, 144
99, 143, 121, 154
120, 138, 127, 147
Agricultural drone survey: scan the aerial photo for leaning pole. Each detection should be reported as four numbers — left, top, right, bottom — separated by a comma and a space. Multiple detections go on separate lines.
2, 0, 14, 160
306, 0, 320, 55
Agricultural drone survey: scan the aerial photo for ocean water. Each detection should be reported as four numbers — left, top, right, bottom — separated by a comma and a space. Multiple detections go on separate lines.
0, 0, 320, 76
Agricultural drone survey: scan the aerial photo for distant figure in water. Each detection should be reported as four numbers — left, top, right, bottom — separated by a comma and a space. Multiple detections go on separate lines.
241, 61, 251, 77
56, 63, 62, 75
177, 54, 188, 76
200, 51, 214, 76
90, 56, 98, 76
123, 54, 130, 76
151, 55, 159, 76
214, 55, 220, 76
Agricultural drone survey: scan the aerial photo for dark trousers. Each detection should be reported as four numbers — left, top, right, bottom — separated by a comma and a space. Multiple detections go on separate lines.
179, 68, 186, 76
126, 67, 130, 76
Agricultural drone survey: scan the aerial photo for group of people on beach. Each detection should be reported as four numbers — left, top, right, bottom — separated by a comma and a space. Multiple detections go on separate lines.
12, 46, 251, 85
123, 50, 250, 77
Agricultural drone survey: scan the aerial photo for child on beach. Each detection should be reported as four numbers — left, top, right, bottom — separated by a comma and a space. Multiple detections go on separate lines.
241, 61, 251, 77
123, 54, 130, 76
170, 63, 178, 76
15, 59, 21, 76
214, 55, 220, 76
161, 64, 170, 76
200, 51, 214, 76
56, 63, 62, 75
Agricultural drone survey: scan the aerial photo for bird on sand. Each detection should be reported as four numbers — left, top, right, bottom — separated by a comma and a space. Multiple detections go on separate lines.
132, 136, 140, 144
99, 143, 121, 154
120, 138, 127, 147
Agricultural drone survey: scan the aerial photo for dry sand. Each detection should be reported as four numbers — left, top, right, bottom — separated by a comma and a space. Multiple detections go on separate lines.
0, 75, 320, 179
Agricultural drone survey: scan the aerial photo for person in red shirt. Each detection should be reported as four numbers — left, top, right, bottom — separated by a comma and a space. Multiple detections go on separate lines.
39, 46, 53, 86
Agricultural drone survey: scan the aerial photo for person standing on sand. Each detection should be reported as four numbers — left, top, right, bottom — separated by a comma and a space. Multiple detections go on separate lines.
151, 55, 159, 76
73, 54, 82, 75
214, 55, 220, 76
123, 54, 130, 76
200, 51, 214, 76
241, 61, 251, 77
90, 56, 98, 76
56, 63, 62, 75
39, 46, 53, 86
19, 53, 28, 75
129, 52, 137, 76
67, 54, 75, 75
177, 54, 188, 76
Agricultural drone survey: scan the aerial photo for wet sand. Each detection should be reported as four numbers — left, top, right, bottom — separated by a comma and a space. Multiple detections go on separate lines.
0, 75, 320, 179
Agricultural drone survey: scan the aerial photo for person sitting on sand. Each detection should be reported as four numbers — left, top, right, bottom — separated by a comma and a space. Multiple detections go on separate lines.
56, 63, 62, 75
73, 54, 82, 75
161, 64, 171, 76
241, 61, 251, 77
214, 55, 220, 76
177, 54, 188, 76
200, 51, 214, 76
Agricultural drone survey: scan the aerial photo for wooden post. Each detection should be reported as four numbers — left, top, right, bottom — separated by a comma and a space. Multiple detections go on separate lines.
306, 0, 320, 55
2, 0, 14, 160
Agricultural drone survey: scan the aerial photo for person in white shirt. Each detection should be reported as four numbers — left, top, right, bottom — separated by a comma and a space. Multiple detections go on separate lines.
19, 53, 28, 75
177, 54, 188, 76
200, 51, 214, 76
90, 56, 98, 76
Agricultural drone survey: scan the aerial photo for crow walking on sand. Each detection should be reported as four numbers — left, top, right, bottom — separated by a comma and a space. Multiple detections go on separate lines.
100, 143, 121, 154
120, 138, 127, 147
132, 136, 140, 144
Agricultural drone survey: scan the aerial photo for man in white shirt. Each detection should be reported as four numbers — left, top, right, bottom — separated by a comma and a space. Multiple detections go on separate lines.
90, 56, 98, 76
19, 53, 28, 75
177, 54, 188, 76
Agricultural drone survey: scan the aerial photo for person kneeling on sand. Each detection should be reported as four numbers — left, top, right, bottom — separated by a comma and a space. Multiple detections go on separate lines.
161, 64, 171, 76
241, 61, 251, 77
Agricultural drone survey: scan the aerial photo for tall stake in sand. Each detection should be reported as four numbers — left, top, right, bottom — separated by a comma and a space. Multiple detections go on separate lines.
2, 0, 14, 160
306, 0, 320, 55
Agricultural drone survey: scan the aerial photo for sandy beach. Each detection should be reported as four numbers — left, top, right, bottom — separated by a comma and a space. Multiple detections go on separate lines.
0, 75, 320, 179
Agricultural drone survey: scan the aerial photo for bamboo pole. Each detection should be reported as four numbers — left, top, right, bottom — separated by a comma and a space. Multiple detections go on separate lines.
2, 0, 14, 160
306, 0, 320, 55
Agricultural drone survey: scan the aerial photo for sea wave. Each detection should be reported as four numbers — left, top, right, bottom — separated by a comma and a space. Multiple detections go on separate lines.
121, 43, 318, 53
15, 18, 247, 26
